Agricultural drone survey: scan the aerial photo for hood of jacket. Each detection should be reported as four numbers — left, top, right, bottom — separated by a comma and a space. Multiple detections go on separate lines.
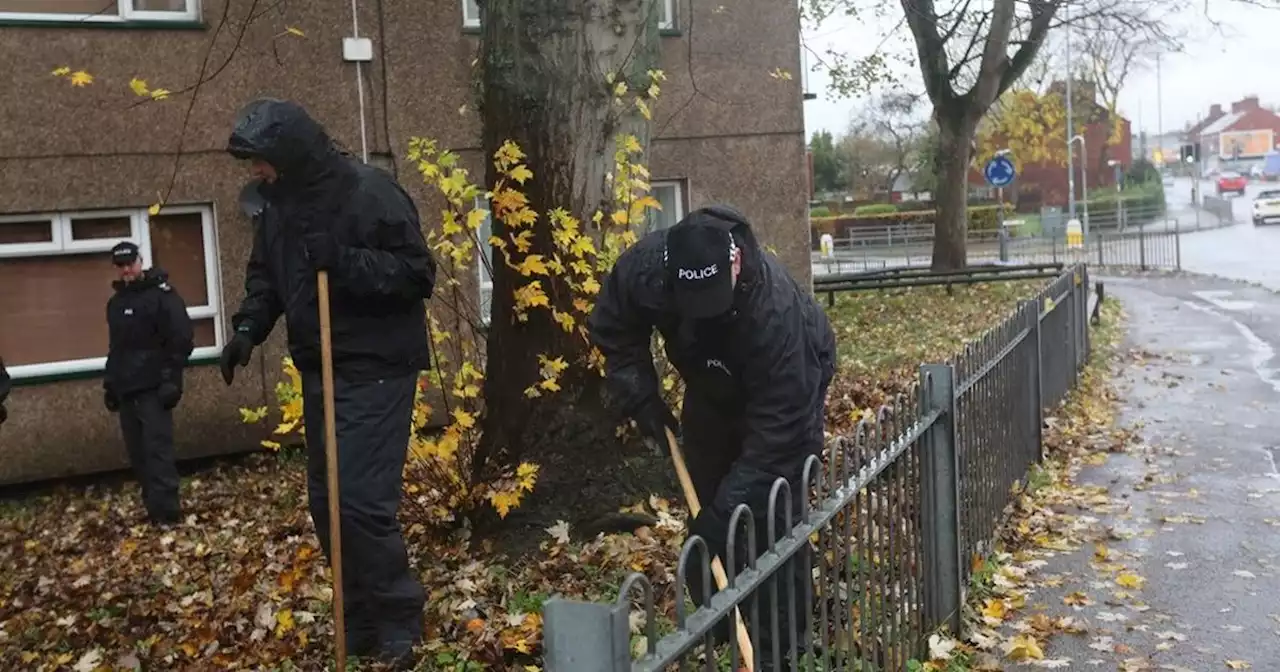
226, 98, 349, 193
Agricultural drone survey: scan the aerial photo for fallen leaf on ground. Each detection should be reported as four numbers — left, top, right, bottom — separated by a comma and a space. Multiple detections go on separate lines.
1004, 633, 1045, 661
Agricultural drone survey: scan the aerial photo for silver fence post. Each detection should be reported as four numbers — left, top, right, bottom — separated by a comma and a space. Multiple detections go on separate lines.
920, 363, 962, 636
542, 598, 632, 672
1138, 225, 1147, 271
1082, 265, 1092, 360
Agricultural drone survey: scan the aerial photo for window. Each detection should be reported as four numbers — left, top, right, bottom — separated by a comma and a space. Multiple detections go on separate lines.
0, 0, 199, 23
474, 196, 494, 325
0, 204, 222, 380
462, 0, 479, 28
462, 0, 672, 30
645, 180, 687, 234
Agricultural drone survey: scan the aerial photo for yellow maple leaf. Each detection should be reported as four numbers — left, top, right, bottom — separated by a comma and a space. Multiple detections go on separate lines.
239, 406, 269, 423
1115, 572, 1146, 590
275, 609, 295, 638
1004, 634, 1044, 661
514, 282, 550, 309
514, 254, 549, 276
149, 88, 171, 101
51, 66, 71, 77
69, 70, 94, 87
509, 164, 533, 184
981, 598, 1007, 624
451, 408, 476, 430
285, 25, 305, 37
129, 78, 150, 96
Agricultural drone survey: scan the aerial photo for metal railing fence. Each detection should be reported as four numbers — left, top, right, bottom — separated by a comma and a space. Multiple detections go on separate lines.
813, 228, 1181, 278
542, 265, 1093, 671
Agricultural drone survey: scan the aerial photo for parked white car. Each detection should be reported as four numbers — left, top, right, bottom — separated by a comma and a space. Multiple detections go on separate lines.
1253, 189, 1280, 226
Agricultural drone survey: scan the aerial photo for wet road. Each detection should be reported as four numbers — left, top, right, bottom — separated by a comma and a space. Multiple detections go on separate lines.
1164, 176, 1280, 290
1018, 273, 1280, 669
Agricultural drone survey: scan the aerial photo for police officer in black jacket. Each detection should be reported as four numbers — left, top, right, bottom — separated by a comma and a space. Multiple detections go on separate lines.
0, 356, 10, 426
104, 241, 195, 526
588, 206, 837, 665
218, 98, 436, 669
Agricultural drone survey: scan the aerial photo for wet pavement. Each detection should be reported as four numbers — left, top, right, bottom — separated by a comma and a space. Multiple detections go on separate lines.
1018, 273, 1280, 669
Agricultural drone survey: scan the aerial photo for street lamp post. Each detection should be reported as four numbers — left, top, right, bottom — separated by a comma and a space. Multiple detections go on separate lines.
1065, 1, 1075, 222
1071, 134, 1089, 235
1187, 154, 1200, 229
1108, 159, 1123, 230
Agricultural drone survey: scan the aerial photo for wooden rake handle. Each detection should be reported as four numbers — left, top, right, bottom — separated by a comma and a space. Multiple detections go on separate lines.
664, 427, 755, 670
318, 270, 347, 671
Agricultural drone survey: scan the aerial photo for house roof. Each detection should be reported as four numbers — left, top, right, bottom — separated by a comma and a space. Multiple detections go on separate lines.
1201, 111, 1245, 136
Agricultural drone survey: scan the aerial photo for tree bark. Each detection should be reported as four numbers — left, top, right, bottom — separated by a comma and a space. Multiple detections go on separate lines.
930, 114, 976, 271
473, 0, 661, 527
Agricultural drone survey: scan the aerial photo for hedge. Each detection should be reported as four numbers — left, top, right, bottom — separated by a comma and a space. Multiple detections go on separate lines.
853, 203, 898, 216
810, 204, 1013, 246
1082, 183, 1165, 226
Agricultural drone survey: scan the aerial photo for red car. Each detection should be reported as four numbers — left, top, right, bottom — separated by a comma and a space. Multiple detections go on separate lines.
1217, 171, 1247, 195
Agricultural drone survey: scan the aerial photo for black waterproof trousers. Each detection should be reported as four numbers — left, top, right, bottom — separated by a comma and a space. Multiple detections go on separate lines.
682, 383, 831, 669
117, 390, 182, 524
300, 371, 426, 649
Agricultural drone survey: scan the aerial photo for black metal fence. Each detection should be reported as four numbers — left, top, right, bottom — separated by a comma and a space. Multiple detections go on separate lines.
541, 265, 1093, 670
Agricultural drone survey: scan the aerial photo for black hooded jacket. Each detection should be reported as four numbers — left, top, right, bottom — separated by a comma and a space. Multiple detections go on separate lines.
0, 357, 10, 406
227, 99, 437, 380
104, 268, 196, 398
589, 208, 838, 508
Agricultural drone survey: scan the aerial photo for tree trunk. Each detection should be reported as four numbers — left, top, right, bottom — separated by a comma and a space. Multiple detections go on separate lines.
474, 0, 665, 538
930, 114, 976, 271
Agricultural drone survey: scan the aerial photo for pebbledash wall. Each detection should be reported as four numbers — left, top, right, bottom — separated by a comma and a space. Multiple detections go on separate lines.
0, 0, 810, 485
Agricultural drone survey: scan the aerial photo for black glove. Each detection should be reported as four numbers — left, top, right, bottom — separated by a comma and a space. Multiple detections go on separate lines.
220, 331, 256, 385
158, 382, 182, 410
104, 391, 120, 413
634, 397, 680, 446
302, 229, 339, 270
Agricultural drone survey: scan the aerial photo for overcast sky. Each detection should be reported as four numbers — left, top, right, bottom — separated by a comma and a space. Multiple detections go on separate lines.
801, 1, 1280, 141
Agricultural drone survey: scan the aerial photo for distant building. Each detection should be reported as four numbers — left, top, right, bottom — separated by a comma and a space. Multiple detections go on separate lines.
1185, 96, 1280, 171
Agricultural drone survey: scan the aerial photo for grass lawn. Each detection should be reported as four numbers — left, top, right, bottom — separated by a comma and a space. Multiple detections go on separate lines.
0, 277, 1052, 672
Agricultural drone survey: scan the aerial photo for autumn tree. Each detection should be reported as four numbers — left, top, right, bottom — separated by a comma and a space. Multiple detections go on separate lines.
471, 0, 663, 508
854, 91, 927, 195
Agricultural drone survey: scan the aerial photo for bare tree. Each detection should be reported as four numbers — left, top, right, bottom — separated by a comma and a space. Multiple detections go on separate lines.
803, 0, 1261, 270
899, 0, 1186, 270
863, 92, 928, 195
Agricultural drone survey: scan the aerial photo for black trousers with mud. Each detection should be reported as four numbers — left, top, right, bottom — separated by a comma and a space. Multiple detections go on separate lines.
118, 389, 181, 523
301, 371, 426, 647
681, 394, 823, 667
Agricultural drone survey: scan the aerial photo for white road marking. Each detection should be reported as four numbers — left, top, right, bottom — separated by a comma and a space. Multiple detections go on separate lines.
1193, 290, 1256, 312
1183, 301, 1280, 395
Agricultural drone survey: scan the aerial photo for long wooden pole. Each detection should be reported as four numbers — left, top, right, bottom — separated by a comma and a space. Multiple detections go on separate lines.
317, 270, 347, 671
664, 427, 755, 670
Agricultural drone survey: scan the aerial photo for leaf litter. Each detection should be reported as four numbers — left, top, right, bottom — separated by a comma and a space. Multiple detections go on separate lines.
0, 282, 1045, 670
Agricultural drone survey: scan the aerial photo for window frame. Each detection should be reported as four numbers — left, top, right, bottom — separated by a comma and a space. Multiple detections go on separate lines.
646, 179, 688, 233
2, 203, 223, 381
474, 195, 494, 326
461, 0, 672, 31
461, 0, 479, 29
658, 0, 674, 30
0, 0, 200, 24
